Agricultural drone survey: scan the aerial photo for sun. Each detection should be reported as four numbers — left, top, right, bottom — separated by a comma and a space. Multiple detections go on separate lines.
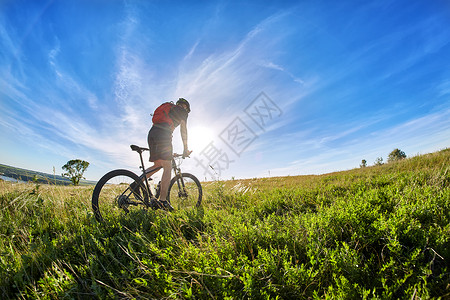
188, 126, 216, 152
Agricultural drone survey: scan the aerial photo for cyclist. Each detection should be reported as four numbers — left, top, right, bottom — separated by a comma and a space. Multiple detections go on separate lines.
145, 98, 192, 210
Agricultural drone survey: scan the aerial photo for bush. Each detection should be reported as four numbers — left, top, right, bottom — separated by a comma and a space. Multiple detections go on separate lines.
388, 148, 407, 163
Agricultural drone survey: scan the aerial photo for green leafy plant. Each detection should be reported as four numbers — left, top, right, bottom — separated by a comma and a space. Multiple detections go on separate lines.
61, 159, 89, 186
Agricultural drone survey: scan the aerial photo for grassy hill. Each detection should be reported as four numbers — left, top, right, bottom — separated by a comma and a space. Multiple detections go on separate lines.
0, 163, 96, 186
0, 149, 448, 299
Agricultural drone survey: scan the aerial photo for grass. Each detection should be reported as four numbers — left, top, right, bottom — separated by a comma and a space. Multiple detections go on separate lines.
0, 149, 449, 299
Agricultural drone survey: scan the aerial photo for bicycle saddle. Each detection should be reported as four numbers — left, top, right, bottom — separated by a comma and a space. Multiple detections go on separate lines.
130, 145, 149, 152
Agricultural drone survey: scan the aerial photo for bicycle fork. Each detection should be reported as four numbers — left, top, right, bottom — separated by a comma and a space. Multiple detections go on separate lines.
172, 160, 187, 197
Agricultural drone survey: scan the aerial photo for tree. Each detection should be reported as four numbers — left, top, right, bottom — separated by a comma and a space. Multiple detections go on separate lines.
360, 159, 367, 168
388, 148, 406, 163
62, 159, 89, 186
374, 157, 384, 166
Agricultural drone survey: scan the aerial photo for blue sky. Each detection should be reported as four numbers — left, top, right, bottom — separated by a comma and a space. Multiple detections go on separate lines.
1, 0, 449, 181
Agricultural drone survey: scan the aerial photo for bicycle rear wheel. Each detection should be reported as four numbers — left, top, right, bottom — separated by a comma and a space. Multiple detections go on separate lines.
91, 169, 148, 222
168, 173, 202, 210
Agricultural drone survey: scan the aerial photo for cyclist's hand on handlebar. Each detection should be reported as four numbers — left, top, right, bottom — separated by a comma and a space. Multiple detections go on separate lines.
183, 149, 192, 158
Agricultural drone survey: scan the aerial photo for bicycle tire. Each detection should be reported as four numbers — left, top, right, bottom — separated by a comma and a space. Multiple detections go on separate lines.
91, 169, 148, 222
167, 173, 202, 210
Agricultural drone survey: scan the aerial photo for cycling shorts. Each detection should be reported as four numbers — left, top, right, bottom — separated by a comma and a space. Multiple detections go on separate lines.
147, 125, 173, 162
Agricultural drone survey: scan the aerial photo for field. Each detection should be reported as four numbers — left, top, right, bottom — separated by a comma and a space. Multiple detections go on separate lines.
1, 149, 449, 299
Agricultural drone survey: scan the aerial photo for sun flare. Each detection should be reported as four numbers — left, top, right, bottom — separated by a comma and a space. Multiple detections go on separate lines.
188, 126, 216, 152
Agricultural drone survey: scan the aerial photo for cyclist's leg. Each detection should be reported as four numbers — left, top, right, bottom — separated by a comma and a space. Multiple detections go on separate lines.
147, 125, 172, 179
144, 164, 163, 179
158, 159, 172, 201
147, 125, 173, 210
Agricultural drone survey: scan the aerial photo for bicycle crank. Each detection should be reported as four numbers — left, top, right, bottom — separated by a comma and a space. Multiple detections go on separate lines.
116, 195, 132, 213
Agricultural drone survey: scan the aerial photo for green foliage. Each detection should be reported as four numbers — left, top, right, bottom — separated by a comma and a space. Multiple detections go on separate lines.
388, 148, 407, 163
1, 149, 449, 299
360, 159, 367, 168
62, 159, 90, 186
374, 157, 384, 166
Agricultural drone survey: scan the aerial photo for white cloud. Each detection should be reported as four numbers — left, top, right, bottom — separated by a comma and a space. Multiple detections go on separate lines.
268, 107, 450, 176
2, 2, 449, 181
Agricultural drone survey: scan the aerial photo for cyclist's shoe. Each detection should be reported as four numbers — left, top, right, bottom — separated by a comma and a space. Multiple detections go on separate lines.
159, 200, 174, 211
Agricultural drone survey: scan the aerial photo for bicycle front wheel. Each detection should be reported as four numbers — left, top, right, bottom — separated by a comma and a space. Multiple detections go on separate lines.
168, 173, 202, 210
91, 169, 148, 222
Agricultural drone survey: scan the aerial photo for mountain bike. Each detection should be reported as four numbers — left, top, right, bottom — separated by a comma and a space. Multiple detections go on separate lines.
91, 144, 202, 222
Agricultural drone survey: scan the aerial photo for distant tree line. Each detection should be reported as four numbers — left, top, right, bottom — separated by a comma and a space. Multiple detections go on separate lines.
360, 148, 407, 168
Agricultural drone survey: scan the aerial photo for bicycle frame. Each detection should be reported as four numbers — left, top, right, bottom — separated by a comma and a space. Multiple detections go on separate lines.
130, 144, 186, 201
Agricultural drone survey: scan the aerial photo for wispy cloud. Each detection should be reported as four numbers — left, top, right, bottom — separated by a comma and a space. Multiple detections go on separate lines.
1, 13, 141, 174
260, 61, 305, 85
1, 1, 448, 181
437, 79, 450, 97
268, 107, 450, 176
171, 10, 301, 130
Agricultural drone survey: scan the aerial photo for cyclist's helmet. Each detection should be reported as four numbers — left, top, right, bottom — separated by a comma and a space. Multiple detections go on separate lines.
176, 98, 191, 113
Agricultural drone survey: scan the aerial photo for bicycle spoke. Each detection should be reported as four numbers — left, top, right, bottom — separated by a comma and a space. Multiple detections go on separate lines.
92, 170, 148, 221
168, 173, 202, 210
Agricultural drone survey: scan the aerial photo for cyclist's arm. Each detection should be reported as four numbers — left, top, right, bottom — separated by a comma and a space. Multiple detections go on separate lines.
180, 119, 189, 152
